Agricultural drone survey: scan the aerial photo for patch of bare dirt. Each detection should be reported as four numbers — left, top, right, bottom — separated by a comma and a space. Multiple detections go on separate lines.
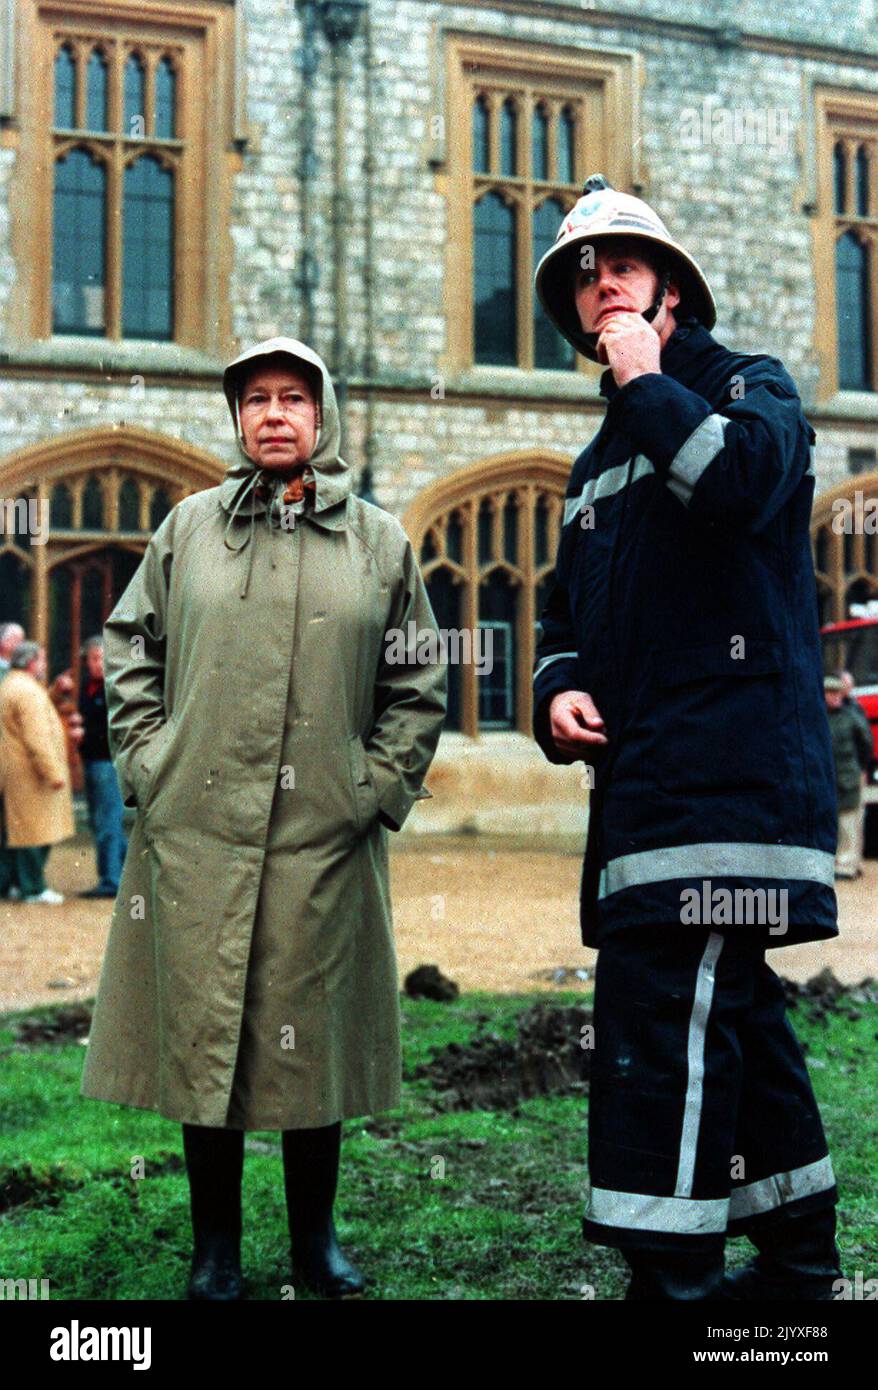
782, 967, 878, 1022
415, 1002, 593, 1111
8, 1003, 92, 1047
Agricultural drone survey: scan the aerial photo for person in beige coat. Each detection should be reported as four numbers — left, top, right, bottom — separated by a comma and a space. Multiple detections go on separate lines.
80, 338, 447, 1300
0, 641, 75, 904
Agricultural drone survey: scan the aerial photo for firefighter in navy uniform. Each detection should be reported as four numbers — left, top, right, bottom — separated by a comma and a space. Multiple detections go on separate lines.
532, 176, 843, 1301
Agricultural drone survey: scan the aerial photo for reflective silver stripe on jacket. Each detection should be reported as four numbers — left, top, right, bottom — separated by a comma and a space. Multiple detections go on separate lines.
587, 1186, 728, 1235
563, 454, 654, 526
728, 1155, 836, 1221
675, 932, 724, 1198
666, 414, 729, 507
533, 651, 578, 681
807, 444, 816, 477
598, 843, 836, 899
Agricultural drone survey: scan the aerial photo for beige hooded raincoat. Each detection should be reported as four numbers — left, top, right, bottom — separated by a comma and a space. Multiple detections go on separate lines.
80, 339, 447, 1129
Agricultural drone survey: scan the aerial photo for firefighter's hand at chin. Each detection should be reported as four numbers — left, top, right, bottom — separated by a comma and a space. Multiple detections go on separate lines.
596, 312, 662, 385
548, 690, 609, 761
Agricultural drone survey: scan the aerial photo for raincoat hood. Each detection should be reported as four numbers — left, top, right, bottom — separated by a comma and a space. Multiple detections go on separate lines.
219, 337, 353, 596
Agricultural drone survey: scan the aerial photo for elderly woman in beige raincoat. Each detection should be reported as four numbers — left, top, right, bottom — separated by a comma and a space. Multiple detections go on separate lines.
80, 338, 447, 1300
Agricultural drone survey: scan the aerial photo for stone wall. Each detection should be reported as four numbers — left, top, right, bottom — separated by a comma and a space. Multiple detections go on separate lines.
2, 1, 877, 500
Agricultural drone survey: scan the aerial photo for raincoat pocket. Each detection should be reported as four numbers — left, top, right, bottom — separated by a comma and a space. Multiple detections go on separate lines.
348, 733, 380, 832
137, 718, 177, 813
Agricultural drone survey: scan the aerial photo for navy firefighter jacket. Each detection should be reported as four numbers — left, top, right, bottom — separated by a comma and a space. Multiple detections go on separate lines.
533, 316, 839, 949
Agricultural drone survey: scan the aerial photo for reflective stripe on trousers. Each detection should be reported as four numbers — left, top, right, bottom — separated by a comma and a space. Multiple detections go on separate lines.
583, 925, 836, 1249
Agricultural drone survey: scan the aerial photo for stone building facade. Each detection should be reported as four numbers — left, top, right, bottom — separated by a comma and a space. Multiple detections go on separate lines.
0, 0, 877, 830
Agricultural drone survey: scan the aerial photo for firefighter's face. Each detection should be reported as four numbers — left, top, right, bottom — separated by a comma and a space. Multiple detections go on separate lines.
573, 238, 680, 339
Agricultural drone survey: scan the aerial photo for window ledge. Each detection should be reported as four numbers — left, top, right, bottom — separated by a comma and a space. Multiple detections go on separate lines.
0, 338, 225, 380
812, 390, 878, 421
441, 366, 605, 404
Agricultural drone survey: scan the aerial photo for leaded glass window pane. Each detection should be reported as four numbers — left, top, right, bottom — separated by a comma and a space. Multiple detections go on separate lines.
478, 572, 517, 729
500, 98, 517, 177
154, 58, 177, 139
503, 494, 518, 563
86, 48, 108, 132
834, 142, 847, 215
472, 95, 489, 174
558, 107, 576, 184
52, 149, 106, 334
150, 488, 172, 529
474, 192, 516, 365
446, 511, 463, 563
51, 483, 73, 528
477, 497, 493, 564
532, 105, 548, 180
118, 478, 141, 530
54, 45, 76, 128
856, 145, 869, 217
425, 568, 461, 730
836, 231, 871, 390
124, 54, 147, 137
123, 156, 174, 339
533, 198, 574, 369
82, 476, 104, 529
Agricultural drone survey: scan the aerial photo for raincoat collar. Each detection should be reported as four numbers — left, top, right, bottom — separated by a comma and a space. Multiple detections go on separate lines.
218, 338, 353, 596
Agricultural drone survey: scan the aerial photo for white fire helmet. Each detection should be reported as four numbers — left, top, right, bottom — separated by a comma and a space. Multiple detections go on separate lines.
534, 174, 716, 362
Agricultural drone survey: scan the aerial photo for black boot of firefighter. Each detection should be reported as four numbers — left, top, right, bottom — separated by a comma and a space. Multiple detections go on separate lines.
623, 1248, 726, 1301
723, 1206, 843, 1300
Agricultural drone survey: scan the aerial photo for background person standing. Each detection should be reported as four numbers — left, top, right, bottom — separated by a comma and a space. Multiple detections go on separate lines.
826, 674, 873, 879
0, 641, 75, 904
0, 621, 25, 900
78, 636, 128, 898
840, 669, 873, 868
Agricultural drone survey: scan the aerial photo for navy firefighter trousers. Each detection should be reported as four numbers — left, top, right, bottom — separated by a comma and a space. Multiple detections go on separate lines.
583, 925, 837, 1253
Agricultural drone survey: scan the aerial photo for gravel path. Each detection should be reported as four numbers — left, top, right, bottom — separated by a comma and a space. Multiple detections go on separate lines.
1, 834, 875, 1013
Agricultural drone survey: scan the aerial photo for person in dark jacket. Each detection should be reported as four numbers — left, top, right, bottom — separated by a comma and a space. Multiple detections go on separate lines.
826, 674, 872, 879
532, 175, 842, 1301
78, 636, 128, 897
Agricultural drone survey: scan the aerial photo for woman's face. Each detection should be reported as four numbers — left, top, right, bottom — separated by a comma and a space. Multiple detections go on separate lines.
238, 364, 319, 473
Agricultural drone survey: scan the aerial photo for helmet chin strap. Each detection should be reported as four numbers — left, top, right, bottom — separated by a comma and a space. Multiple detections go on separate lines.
641, 269, 672, 325
583, 267, 672, 358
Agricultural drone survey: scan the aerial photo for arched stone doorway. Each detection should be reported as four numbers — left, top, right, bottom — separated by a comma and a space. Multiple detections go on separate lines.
811, 471, 878, 626
404, 450, 571, 737
0, 426, 225, 680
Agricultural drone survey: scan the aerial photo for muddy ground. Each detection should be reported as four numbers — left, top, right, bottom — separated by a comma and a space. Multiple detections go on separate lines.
1, 833, 877, 1012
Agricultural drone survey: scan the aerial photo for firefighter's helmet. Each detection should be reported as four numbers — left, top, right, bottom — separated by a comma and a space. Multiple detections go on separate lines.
534, 174, 716, 362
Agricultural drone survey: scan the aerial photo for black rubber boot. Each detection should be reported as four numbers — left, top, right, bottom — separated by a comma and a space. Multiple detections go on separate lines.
182, 1123, 245, 1301
723, 1205, 843, 1300
623, 1248, 726, 1301
282, 1123, 365, 1299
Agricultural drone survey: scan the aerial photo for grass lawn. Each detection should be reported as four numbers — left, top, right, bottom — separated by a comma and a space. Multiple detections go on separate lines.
0, 992, 875, 1301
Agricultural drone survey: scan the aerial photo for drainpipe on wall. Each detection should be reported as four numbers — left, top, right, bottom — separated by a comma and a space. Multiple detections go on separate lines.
359, 1, 378, 505
318, 0, 366, 457
295, 0, 320, 343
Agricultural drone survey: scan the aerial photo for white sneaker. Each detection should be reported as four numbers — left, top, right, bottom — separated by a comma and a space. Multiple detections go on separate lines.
23, 888, 65, 905
5, 885, 22, 901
